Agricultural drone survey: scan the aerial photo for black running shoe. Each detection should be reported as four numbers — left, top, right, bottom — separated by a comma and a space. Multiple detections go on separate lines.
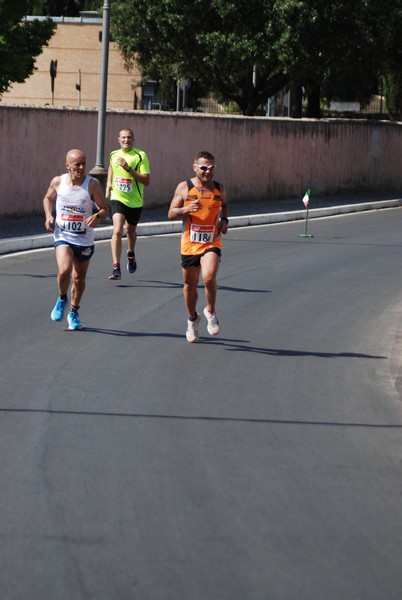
127, 252, 137, 274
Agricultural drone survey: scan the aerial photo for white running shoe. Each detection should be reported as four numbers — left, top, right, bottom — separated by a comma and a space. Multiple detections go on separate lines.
203, 307, 220, 336
186, 313, 201, 343
67, 311, 82, 330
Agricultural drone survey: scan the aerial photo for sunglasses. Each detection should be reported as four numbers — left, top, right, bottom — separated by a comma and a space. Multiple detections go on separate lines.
194, 164, 215, 172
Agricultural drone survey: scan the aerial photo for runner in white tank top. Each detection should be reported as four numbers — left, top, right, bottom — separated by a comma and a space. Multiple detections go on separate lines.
54, 173, 96, 247
43, 148, 107, 330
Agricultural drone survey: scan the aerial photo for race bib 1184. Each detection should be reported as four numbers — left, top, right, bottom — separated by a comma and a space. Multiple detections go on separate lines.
190, 224, 214, 244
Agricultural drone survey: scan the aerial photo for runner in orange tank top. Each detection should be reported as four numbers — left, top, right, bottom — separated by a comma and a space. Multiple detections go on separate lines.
168, 151, 229, 343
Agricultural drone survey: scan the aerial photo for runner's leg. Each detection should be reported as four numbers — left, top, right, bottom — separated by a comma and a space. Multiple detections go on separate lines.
55, 244, 74, 296
126, 222, 137, 254
200, 251, 220, 314
110, 212, 125, 264
71, 257, 91, 308
182, 265, 200, 318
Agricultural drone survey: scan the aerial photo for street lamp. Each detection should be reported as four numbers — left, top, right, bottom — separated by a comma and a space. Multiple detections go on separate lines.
89, 0, 110, 190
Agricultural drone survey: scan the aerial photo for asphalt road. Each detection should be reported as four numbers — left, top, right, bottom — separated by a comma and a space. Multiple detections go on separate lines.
1, 209, 402, 599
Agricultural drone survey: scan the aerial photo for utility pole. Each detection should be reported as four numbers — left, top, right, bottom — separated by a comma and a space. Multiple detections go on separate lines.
89, 0, 110, 191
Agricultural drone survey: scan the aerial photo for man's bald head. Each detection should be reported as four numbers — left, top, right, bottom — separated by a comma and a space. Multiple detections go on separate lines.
66, 148, 86, 164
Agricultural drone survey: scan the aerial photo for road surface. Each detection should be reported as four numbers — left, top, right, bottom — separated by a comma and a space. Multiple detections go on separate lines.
0, 209, 401, 599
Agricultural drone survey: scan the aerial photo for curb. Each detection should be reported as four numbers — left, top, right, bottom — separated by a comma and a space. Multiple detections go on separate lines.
1, 199, 401, 256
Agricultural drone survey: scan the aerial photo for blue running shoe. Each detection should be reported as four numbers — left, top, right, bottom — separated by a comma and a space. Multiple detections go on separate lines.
67, 311, 82, 330
108, 263, 121, 280
127, 252, 137, 273
51, 297, 67, 321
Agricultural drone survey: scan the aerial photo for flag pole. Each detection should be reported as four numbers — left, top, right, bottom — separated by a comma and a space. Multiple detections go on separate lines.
298, 188, 314, 238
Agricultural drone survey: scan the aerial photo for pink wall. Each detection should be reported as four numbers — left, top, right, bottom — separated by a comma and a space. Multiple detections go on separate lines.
1, 105, 401, 217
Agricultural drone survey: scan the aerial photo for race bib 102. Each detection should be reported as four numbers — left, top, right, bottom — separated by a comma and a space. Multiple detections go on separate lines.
60, 213, 85, 233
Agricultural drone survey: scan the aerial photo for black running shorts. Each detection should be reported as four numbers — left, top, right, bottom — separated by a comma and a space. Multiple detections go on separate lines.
181, 247, 221, 268
110, 201, 142, 226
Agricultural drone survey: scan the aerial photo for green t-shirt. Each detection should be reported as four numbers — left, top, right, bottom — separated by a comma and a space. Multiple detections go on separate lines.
110, 147, 150, 207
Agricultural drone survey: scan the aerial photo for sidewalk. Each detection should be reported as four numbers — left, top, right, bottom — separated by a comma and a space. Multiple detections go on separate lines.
1, 192, 401, 255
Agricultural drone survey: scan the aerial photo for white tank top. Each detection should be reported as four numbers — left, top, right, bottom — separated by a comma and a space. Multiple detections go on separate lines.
54, 174, 95, 246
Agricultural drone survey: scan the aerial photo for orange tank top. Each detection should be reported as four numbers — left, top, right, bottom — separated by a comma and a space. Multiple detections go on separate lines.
181, 180, 223, 255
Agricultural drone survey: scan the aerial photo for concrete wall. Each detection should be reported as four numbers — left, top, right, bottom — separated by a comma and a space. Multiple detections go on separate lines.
1, 105, 401, 218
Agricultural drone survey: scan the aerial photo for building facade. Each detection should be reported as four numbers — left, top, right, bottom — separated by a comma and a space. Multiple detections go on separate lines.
1, 15, 142, 110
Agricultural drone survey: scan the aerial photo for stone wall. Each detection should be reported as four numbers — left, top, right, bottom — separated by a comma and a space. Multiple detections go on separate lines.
1, 105, 401, 217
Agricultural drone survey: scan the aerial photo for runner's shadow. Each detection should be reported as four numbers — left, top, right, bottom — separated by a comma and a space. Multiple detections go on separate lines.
80, 328, 249, 344
219, 285, 270, 293
74, 330, 379, 359
79, 327, 182, 338
139, 279, 270, 293
213, 341, 386, 359
0, 273, 56, 278
137, 279, 182, 289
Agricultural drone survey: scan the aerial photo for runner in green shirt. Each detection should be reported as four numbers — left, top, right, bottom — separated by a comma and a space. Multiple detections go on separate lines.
105, 128, 150, 280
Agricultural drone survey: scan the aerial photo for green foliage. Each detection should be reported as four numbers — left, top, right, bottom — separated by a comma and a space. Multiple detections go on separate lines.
111, 0, 289, 115
28, 0, 101, 16
111, 0, 402, 117
18, 0, 401, 117
276, 0, 397, 115
0, 1, 56, 95
151, 76, 209, 111
382, 4, 402, 119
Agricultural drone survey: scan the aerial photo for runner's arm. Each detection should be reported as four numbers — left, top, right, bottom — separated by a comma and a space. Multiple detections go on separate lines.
86, 178, 108, 228
43, 176, 60, 232
105, 164, 113, 199
116, 156, 150, 186
130, 169, 150, 186
219, 183, 229, 234
168, 181, 200, 220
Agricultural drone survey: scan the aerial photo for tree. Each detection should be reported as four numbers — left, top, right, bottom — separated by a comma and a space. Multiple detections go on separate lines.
276, 0, 397, 117
110, 0, 402, 118
0, 1, 55, 95
111, 0, 290, 116
382, 3, 402, 120
28, 0, 101, 16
